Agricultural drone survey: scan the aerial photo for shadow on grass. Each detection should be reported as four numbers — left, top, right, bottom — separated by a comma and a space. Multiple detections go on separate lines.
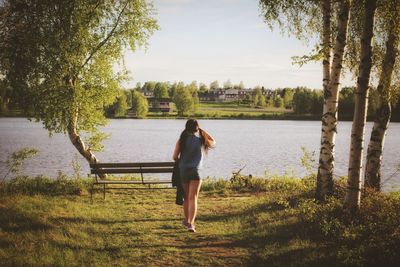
50, 216, 178, 225
247, 245, 338, 267
237, 217, 339, 266
199, 196, 289, 223
49, 241, 125, 254
236, 200, 339, 266
0, 206, 52, 233
0, 240, 11, 251
197, 192, 340, 266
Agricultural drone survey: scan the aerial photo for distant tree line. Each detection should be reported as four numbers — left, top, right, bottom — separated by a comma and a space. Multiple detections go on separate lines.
106, 80, 292, 118
106, 81, 200, 117
292, 86, 400, 121
104, 82, 400, 121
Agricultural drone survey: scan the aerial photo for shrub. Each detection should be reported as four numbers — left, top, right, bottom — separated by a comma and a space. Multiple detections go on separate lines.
228, 173, 315, 193
297, 188, 400, 266
2, 147, 39, 181
201, 177, 230, 192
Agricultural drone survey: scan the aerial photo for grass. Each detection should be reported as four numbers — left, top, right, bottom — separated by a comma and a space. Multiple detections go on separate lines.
199, 101, 289, 113
145, 102, 320, 120
194, 102, 290, 119
1, 175, 400, 266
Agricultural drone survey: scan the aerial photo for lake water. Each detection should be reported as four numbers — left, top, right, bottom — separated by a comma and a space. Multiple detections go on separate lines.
0, 118, 399, 190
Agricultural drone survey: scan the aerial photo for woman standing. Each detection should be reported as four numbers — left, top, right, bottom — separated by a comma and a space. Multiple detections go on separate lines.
173, 119, 216, 232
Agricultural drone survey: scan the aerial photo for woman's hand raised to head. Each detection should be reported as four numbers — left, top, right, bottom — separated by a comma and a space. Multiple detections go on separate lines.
199, 128, 216, 148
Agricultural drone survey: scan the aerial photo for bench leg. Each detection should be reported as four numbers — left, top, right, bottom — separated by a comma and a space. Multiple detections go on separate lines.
103, 184, 106, 200
90, 183, 94, 203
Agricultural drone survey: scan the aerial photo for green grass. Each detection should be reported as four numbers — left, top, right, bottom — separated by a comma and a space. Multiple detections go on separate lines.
145, 102, 300, 120
143, 101, 324, 120
199, 101, 289, 113
1, 176, 400, 266
195, 102, 290, 119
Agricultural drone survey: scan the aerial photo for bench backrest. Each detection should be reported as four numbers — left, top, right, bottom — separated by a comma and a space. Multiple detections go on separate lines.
90, 162, 175, 175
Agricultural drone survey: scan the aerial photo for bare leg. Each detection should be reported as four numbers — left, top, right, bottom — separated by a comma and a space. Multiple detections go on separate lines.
181, 182, 190, 225
188, 180, 202, 225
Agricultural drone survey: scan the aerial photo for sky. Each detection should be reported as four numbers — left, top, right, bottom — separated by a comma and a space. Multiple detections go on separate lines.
124, 0, 354, 89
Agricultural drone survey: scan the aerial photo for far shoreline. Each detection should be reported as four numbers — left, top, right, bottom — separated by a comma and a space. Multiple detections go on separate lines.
2, 113, 399, 122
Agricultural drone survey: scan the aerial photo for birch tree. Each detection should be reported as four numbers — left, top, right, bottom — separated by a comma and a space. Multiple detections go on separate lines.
0, 0, 158, 166
259, 0, 351, 200
364, 0, 400, 190
316, 0, 351, 200
345, 0, 377, 212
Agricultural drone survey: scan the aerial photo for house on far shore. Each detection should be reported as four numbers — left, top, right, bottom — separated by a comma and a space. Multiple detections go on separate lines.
199, 92, 215, 102
199, 88, 252, 102
142, 90, 154, 98
148, 97, 172, 113
261, 87, 274, 100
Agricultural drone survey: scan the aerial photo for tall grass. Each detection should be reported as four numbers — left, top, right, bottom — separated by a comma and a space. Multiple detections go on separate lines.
0, 174, 91, 196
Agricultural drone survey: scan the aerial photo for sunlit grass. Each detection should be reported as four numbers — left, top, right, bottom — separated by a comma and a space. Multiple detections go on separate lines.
1, 190, 254, 266
198, 102, 290, 113
1, 176, 399, 266
146, 101, 294, 119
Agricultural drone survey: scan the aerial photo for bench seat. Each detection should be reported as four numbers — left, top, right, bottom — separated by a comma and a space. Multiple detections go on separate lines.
90, 161, 175, 200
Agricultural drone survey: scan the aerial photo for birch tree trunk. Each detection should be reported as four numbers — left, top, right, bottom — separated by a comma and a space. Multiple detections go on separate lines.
364, 18, 399, 190
345, 0, 377, 212
65, 78, 103, 176
316, 0, 350, 200
68, 108, 100, 165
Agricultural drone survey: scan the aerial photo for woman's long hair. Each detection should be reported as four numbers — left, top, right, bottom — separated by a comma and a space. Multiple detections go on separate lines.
179, 119, 211, 153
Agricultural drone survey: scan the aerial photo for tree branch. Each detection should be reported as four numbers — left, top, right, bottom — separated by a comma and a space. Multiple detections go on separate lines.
80, 1, 128, 71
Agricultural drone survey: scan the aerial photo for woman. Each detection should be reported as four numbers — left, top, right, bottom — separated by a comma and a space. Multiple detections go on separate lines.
172, 119, 216, 232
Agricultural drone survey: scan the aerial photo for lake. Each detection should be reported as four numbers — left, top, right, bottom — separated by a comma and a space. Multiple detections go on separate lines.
0, 118, 399, 190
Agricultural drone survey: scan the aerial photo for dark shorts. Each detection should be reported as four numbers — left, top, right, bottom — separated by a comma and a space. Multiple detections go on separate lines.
180, 168, 201, 183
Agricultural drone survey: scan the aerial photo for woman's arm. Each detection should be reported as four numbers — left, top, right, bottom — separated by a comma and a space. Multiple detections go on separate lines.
172, 140, 180, 161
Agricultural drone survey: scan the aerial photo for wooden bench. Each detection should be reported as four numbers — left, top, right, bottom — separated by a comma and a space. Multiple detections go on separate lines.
90, 162, 175, 200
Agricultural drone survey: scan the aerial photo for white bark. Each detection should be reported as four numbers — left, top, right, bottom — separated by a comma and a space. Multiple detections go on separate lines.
68, 110, 99, 166
65, 76, 103, 177
364, 104, 391, 190
365, 21, 398, 190
316, 0, 350, 200
345, 0, 377, 212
